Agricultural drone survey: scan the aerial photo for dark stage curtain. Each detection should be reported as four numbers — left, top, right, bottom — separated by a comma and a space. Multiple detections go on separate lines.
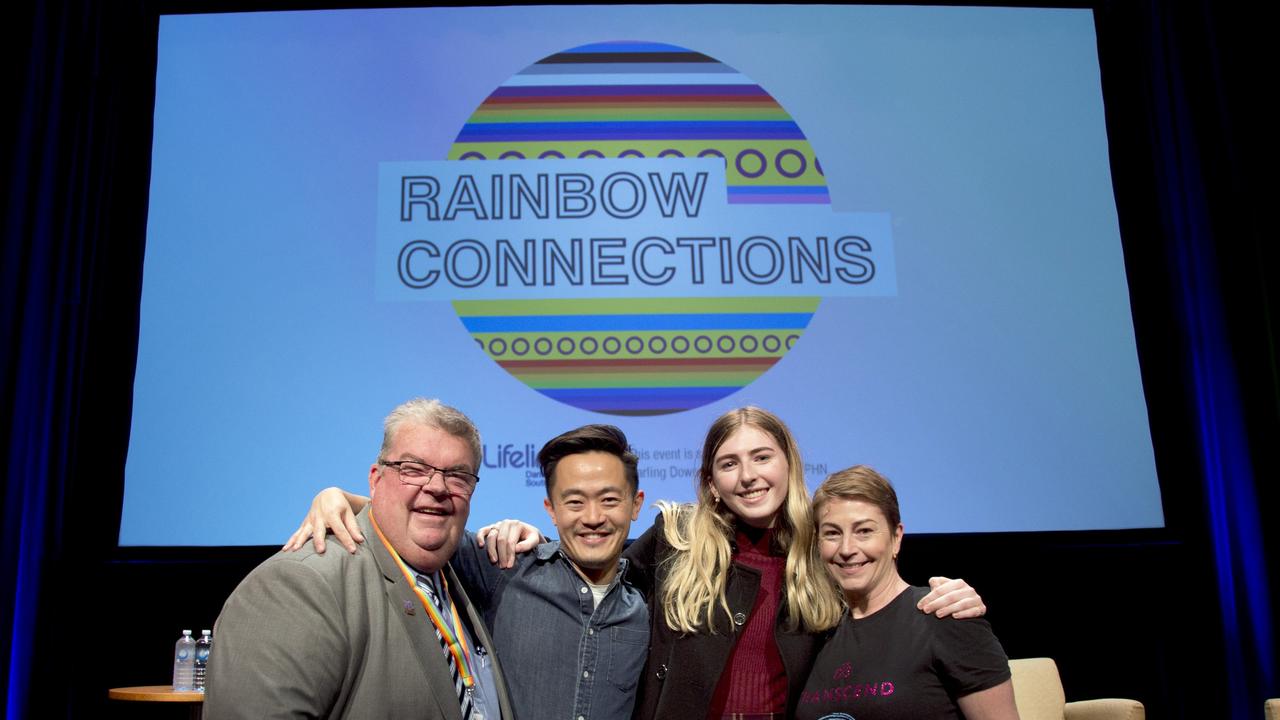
2, 1, 155, 716
1, 1, 1274, 716
1127, 1, 1278, 714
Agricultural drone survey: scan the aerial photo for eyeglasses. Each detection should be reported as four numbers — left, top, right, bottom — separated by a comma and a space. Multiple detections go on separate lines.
379, 460, 480, 498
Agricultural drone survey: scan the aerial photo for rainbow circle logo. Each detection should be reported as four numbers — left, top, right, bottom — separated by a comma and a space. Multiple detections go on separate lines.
445, 41, 828, 416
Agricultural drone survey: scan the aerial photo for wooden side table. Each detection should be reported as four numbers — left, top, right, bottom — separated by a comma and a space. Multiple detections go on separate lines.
108, 685, 204, 719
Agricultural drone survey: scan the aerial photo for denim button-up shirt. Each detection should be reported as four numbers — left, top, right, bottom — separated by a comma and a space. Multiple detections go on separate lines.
451, 533, 650, 720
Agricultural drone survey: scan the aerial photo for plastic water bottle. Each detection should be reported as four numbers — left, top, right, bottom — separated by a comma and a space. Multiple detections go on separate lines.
193, 629, 213, 692
172, 629, 195, 691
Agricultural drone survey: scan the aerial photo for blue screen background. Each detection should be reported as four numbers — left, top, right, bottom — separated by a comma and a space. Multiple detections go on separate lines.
123, 5, 1161, 544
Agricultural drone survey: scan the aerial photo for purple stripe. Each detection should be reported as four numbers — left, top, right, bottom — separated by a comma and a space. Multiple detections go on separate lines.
488, 84, 770, 99
540, 387, 739, 411
728, 194, 831, 204
561, 42, 692, 54
457, 121, 805, 141
457, 129, 805, 142
731, 185, 830, 195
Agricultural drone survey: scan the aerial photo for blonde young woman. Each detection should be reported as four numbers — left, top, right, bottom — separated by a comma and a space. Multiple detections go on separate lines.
621, 405, 842, 719
619, 407, 983, 720
287, 407, 986, 719
796, 466, 1018, 720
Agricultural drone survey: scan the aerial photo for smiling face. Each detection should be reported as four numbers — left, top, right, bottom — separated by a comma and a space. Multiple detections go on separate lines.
544, 451, 644, 585
708, 424, 790, 529
369, 422, 475, 572
817, 497, 904, 612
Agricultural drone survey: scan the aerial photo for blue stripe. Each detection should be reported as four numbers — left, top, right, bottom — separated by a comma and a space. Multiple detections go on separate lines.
729, 186, 830, 195
562, 42, 692, 54
488, 84, 768, 98
545, 387, 738, 399
460, 313, 813, 333
457, 128, 801, 142
500, 73, 758, 87
459, 121, 801, 136
520, 62, 736, 76
540, 386, 739, 410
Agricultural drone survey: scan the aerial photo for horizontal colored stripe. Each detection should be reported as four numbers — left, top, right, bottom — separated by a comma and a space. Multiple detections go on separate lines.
545, 386, 741, 399
539, 386, 739, 408
522, 63, 734, 76
516, 371, 766, 389
730, 185, 831, 195
502, 73, 758, 87
598, 408, 689, 416
728, 194, 831, 204
494, 353, 784, 366
727, 186, 832, 202
499, 356, 782, 369
468, 108, 793, 123
456, 121, 804, 142
463, 121, 801, 133
538, 52, 717, 65
511, 368, 776, 384
560, 42, 694, 54
447, 138, 817, 157
460, 313, 813, 333
489, 84, 770, 99
499, 356, 778, 368
456, 129, 804, 142
454, 297, 820, 316
481, 96, 781, 108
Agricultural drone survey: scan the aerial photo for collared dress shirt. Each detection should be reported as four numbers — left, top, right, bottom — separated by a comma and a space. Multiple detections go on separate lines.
415, 569, 505, 720
451, 534, 650, 720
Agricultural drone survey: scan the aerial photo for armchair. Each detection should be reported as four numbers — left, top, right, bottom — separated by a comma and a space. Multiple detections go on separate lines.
1009, 657, 1144, 720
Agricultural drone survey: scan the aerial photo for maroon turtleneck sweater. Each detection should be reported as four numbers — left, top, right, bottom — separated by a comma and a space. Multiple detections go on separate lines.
706, 525, 788, 718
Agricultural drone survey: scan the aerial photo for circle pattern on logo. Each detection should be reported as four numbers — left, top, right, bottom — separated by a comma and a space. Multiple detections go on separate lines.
449, 41, 826, 415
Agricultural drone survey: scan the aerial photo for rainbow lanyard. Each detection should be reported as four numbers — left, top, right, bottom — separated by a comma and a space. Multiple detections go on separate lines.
369, 511, 476, 689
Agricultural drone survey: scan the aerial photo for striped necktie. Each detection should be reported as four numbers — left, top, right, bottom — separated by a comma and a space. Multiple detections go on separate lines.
416, 573, 475, 720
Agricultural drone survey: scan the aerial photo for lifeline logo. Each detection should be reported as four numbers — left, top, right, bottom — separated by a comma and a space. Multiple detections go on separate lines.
375, 41, 895, 416
481, 443, 538, 470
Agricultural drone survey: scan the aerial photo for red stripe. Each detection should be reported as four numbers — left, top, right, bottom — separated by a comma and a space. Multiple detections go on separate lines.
498, 356, 779, 371
481, 96, 781, 107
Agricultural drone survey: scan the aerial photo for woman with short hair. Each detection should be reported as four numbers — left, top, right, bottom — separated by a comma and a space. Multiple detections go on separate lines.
795, 465, 1019, 720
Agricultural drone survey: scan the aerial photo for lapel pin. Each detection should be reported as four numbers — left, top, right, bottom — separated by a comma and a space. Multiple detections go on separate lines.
404, 600, 416, 616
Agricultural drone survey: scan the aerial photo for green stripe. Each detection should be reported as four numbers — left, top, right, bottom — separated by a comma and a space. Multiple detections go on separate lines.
516, 371, 762, 389
454, 297, 820, 316
468, 108, 792, 123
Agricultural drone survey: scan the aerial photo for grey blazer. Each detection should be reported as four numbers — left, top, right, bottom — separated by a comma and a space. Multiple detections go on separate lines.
206, 507, 514, 719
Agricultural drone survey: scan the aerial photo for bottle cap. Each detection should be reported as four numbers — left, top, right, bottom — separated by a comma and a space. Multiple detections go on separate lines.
201, 629, 212, 635
182, 629, 193, 635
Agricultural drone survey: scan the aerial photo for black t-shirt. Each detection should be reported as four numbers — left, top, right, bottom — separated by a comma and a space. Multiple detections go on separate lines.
794, 586, 1010, 720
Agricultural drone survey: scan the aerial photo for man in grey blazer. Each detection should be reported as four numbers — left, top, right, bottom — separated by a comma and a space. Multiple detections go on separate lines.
206, 398, 513, 720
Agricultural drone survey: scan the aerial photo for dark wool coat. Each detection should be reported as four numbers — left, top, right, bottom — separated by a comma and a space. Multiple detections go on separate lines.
623, 513, 824, 720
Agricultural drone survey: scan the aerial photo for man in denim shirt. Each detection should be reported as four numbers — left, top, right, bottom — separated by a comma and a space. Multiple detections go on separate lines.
450, 425, 649, 720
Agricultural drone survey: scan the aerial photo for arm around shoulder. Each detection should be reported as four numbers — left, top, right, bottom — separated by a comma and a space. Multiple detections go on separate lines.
449, 530, 506, 606
931, 600, 1014, 718
622, 511, 667, 598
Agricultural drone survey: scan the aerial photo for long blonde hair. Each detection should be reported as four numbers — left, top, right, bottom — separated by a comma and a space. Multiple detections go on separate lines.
658, 407, 843, 633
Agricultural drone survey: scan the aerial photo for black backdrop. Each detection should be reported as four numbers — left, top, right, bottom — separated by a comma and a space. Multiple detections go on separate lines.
3, 1, 1276, 718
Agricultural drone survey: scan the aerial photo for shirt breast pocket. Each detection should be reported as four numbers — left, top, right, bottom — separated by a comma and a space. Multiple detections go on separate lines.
607, 626, 649, 691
